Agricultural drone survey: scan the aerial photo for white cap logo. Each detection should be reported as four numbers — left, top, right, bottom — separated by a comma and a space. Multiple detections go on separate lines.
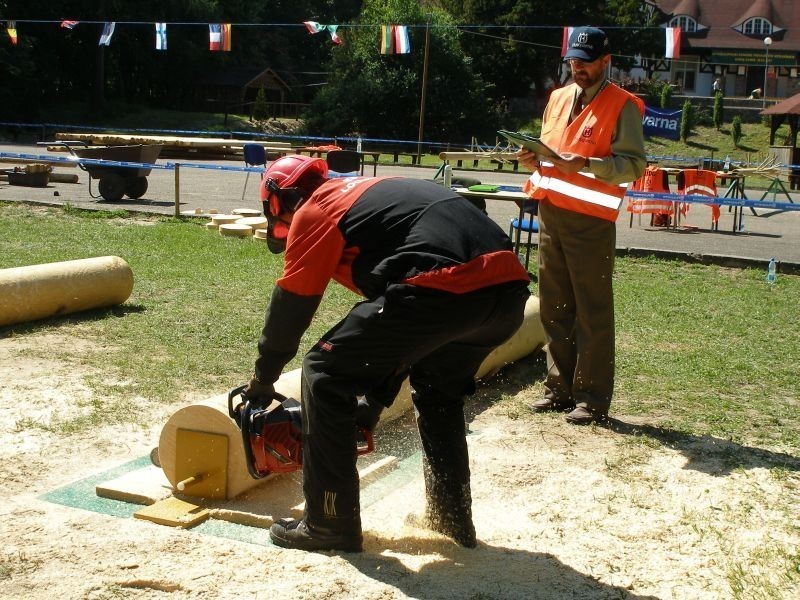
577, 32, 589, 44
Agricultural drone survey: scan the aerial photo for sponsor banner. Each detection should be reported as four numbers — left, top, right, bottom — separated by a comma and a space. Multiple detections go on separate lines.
643, 105, 681, 140
710, 50, 796, 66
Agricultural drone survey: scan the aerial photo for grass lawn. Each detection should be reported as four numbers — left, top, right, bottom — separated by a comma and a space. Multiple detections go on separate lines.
1, 202, 797, 454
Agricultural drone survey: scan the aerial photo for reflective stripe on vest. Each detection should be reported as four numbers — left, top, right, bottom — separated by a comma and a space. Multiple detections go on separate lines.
529, 168, 623, 210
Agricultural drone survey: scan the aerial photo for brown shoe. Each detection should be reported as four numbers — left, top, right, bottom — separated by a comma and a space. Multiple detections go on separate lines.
565, 406, 607, 425
530, 398, 575, 413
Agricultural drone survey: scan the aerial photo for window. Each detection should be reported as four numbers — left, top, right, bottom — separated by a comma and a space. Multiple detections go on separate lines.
669, 16, 697, 33
672, 57, 698, 92
742, 18, 773, 36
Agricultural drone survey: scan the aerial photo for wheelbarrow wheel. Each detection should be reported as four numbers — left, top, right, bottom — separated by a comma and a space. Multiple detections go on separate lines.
125, 176, 148, 199
97, 174, 125, 202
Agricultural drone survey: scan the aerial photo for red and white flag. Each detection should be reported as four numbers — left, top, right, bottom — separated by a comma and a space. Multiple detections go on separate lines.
209, 23, 231, 51
561, 26, 575, 58
60, 20, 79, 29
665, 27, 681, 59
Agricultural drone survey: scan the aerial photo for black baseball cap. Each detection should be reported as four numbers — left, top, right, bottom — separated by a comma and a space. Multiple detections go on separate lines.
564, 27, 610, 62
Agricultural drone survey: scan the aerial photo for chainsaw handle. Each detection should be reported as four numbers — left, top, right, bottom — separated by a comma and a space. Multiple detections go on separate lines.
227, 385, 249, 420
227, 384, 290, 421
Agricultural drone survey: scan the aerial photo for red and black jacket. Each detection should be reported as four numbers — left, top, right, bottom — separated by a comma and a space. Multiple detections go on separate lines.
255, 177, 530, 384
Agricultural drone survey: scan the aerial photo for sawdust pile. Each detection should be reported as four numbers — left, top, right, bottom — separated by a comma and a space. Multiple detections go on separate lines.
1, 333, 798, 599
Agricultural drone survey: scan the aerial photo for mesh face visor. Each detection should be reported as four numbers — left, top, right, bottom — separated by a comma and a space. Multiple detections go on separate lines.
263, 178, 305, 254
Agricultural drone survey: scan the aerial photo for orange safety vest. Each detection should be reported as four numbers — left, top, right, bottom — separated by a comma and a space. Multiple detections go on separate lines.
626, 165, 672, 214
677, 169, 720, 223
526, 82, 645, 222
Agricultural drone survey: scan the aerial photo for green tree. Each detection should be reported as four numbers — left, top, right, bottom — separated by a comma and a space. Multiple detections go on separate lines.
440, 0, 662, 109
252, 85, 269, 120
731, 115, 743, 147
713, 91, 724, 130
303, 0, 497, 144
680, 100, 694, 142
660, 82, 672, 109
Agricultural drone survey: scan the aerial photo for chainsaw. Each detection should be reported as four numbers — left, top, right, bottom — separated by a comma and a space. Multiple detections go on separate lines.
227, 385, 376, 480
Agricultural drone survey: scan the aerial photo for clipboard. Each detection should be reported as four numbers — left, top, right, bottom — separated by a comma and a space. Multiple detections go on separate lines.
498, 130, 560, 160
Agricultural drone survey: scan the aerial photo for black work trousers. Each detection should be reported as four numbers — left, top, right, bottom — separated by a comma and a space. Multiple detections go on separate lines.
537, 201, 616, 413
300, 281, 530, 533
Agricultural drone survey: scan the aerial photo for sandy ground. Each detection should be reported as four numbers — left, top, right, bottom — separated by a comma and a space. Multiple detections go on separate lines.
1, 331, 798, 600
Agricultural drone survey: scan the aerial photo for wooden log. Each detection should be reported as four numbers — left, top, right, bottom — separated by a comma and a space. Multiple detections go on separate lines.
158, 295, 544, 499
0, 256, 134, 327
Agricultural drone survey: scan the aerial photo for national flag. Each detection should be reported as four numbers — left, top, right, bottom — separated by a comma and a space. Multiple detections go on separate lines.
209, 23, 231, 51
60, 20, 79, 29
98, 22, 115, 46
7, 21, 17, 46
303, 21, 342, 45
665, 27, 681, 59
380, 25, 410, 55
561, 26, 575, 57
155, 22, 167, 50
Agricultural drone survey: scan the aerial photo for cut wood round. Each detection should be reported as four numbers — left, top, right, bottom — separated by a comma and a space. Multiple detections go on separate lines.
235, 216, 268, 230
0, 256, 133, 327
219, 223, 253, 237
232, 208, 262, 217
206, 222, 218, 230
158, 295, 543, 499
210, 214, 241, 226
253, 228, 268, 240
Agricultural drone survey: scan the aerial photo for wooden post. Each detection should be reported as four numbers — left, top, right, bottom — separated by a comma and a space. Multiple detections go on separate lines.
174, 163, 180, 218
416, 14, 432, 163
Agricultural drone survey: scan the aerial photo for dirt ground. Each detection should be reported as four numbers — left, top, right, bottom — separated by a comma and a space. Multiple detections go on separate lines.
1, 332, 798, 600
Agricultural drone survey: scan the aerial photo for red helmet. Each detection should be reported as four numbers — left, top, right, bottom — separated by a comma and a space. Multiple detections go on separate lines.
259, 155, 328, 253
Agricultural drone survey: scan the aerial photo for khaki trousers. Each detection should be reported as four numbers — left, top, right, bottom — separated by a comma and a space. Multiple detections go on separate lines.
537, 200, 616, 412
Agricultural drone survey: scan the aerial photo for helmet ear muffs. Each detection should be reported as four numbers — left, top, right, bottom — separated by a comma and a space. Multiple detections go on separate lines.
265, 178, 283, 216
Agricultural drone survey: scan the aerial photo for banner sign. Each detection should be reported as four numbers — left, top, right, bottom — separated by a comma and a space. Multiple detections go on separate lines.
643, 106, 681, 140
710, 50, 796, 67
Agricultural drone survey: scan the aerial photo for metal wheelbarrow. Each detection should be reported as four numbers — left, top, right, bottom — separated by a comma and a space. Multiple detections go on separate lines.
53, 141, 163, 202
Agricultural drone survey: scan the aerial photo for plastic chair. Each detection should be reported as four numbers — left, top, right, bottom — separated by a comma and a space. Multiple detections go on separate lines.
242, 143, 267, 201
326, 150, 362, 176
508, 201, 539, 271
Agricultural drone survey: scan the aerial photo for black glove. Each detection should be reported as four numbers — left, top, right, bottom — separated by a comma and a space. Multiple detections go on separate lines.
356, 397, 384, 431
243, 375, 276, 403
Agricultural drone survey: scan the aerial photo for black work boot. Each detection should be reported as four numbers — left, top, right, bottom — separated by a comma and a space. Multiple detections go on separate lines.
269, 518, 363, 552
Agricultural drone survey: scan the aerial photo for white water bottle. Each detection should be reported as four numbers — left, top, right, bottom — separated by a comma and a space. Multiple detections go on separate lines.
443, 164, 452, 188
767, 257, 777, 283
356, 136, 362, 153
724, 155, 731, 172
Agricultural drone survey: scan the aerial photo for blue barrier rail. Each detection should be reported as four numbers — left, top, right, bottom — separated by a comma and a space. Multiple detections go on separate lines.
4, 120, 800, 168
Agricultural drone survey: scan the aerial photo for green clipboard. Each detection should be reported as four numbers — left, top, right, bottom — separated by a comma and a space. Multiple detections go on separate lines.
467, 184, 499, 193
498, 130, 560, 160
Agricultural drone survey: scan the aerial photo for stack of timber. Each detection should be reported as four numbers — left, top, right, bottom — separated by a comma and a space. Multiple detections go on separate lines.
52, 132, 291, 160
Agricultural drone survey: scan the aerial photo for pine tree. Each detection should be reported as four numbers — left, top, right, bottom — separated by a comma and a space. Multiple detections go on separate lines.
252, 86, 269, 121
713, 92, 724, 130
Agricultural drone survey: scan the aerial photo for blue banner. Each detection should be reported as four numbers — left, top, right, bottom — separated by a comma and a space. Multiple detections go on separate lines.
643, 106, 681, 140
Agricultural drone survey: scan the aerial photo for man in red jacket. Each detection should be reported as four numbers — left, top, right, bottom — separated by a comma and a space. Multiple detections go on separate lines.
244, 155, 530, 552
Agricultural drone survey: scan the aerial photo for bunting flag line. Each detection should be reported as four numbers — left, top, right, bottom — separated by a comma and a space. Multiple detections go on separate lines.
7, 21, 17, 46
98, 22, 115, 46
380, 25, 410, 55
665, 27, 681, 59
155, 22, 167, 50
561, 26, 575, 57
209, 23, 231, 51
303, 21, 342, 45
60, 20, 79, 29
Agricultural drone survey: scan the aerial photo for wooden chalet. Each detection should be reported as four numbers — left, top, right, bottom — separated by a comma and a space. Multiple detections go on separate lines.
649, 0, 800, 100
